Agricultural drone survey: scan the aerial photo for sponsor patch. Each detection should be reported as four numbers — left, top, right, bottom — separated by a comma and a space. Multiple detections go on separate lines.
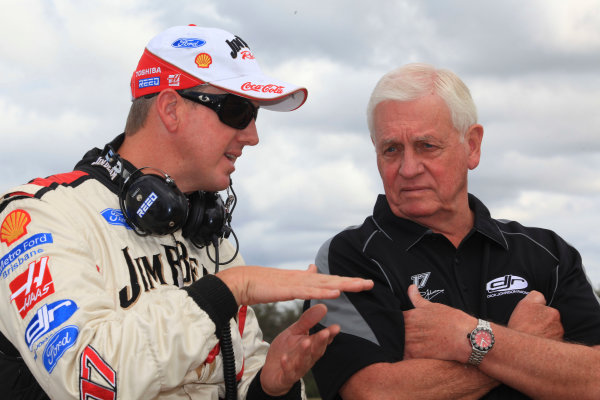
171, 38, 205, 48
241, 82, 284, 94
195, 53, 212, 68
135, 67, 161, 77
411, 272, 444, 301
25, 299, 78, 350
100, 209, 132, 230
486, 275, 529, 298
168, 74, 181, 87
136, 192, 157, 218
240, 50, 254, 60
1, 209, 31, 246
91, 151, 122, 181
225, 35, 249, 59
138, 77, 160, 89
10, 256, 54, 318
43, 325, 79, 373
80, 345, 117, 399
1, 233, 53, 277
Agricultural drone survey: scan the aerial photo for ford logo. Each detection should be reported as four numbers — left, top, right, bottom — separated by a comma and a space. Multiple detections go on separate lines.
171, 38, 206, 48
43, 325, 79, 373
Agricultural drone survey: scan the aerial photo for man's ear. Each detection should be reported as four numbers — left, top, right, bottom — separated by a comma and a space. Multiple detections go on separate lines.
154, 89, 181, 133
465, 124, 484, 170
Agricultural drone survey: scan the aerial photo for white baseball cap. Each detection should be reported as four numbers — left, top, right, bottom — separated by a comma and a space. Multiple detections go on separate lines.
130, 25, 307, 111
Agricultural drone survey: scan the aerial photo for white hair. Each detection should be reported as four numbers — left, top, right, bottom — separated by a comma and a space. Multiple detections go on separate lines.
366, 63, 478, 141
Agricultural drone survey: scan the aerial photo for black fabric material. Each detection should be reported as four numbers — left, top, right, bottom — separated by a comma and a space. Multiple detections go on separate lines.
247, 369, 302, 400
0, 350, 49, 399
309, 193, 600, 400
182, 274, 238, 337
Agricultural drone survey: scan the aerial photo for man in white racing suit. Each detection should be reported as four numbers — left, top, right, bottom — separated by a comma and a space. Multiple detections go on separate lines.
0, 25, 373, 399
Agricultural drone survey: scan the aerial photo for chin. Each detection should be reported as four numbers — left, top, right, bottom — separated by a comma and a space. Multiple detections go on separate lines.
211, 176, 233, 192
390, 200, 437, 220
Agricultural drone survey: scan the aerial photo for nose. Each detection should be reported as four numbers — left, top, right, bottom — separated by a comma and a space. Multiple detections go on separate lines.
238, 119, 259, 146
398, 149, 423, 178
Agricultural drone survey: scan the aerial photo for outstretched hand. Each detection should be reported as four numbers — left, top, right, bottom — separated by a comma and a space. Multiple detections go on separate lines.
260, 304, 339, 396
216, 264, 373, 306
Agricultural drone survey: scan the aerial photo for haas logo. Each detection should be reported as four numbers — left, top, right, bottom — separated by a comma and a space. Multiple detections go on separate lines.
10, 257, 54, 318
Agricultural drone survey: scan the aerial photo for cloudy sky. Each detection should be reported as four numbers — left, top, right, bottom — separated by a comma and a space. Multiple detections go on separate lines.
2, 0, 600, 288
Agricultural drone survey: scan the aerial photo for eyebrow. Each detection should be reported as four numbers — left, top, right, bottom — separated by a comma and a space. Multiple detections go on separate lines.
378, 134, 438, 146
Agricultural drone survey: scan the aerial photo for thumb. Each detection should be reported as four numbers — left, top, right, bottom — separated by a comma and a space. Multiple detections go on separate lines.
290, 304, 328, 334
306, 264, 318, 273
523, 290, 547, 305
408, 284, 427, 308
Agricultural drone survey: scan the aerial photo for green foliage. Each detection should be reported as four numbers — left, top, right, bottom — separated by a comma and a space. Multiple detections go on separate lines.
253, 301, 321, 399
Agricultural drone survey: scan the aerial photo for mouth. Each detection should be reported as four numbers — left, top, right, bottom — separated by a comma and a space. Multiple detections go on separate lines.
225, 152, 240, 163
401, 186, 429, 193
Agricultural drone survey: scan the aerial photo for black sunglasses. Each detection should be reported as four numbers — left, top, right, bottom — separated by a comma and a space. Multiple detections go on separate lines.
178, 91, 259, 130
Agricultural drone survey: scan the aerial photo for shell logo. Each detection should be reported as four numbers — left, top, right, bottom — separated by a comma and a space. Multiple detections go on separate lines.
1, 209, 32, 246
195, 53, 212, 68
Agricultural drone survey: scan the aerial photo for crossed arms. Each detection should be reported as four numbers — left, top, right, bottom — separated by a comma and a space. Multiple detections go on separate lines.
340, 285, 600, 400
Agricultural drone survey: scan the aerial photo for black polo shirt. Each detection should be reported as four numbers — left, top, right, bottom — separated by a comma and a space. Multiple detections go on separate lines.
308, 194, 600, 400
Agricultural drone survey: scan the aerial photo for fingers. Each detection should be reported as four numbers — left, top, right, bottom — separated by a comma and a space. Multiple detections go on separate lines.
407, 284, 426, 307
309, 273, 374, 292
217, 265, 373, 305
291, 304, 328, 333
277, 321, 340, 388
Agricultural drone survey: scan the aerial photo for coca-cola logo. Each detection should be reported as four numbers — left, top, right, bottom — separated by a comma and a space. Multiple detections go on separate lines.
241, 82, 284, 94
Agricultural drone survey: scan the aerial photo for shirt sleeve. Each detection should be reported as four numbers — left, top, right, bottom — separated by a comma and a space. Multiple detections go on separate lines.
548, 235, 600, 346
306, 233, 405, 400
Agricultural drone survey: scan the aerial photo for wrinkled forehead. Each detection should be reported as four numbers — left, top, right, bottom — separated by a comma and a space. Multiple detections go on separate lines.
372, 98, 460, 146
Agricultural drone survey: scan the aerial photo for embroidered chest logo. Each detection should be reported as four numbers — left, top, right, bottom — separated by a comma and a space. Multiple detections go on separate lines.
486, 275, 529, 298
10, 256, 55, 318
411, 272, 444, 301
1, 209, 31, 247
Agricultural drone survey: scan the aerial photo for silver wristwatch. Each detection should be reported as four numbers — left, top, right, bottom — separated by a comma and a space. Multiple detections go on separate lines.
467, 319, 495, 366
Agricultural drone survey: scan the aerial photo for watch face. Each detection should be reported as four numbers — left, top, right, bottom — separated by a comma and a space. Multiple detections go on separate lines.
472, 329, 494, 350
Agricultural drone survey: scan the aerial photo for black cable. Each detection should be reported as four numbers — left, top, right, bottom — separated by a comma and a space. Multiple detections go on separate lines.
212, 236, 237, 400
206, 181, 239, 266
220, 324, 237, 400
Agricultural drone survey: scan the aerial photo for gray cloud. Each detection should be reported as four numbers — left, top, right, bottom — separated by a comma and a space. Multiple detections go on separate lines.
1, 0, 599, 287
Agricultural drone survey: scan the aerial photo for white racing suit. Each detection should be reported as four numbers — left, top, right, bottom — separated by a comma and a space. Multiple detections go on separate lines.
0, 135, 303, 399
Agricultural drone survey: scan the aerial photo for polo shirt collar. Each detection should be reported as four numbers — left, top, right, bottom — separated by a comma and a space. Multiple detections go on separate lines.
468, 193, 508, 250
372, 193, 508, 251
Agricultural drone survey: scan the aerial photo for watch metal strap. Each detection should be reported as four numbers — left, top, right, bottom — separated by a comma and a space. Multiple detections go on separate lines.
467, 319, 491, 366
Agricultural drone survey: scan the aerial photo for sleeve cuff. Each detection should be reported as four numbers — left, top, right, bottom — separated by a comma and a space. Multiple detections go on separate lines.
247, 369, 302, 400
182, 274, 238, 337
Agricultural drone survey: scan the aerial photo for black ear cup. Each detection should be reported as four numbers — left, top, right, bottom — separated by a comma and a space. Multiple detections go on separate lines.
182, 191, 232, 247
120, 173, 189, 236
118, 169, 232, 245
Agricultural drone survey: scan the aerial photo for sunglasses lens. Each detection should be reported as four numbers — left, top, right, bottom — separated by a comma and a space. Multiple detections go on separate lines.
221, 96, 257, 129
